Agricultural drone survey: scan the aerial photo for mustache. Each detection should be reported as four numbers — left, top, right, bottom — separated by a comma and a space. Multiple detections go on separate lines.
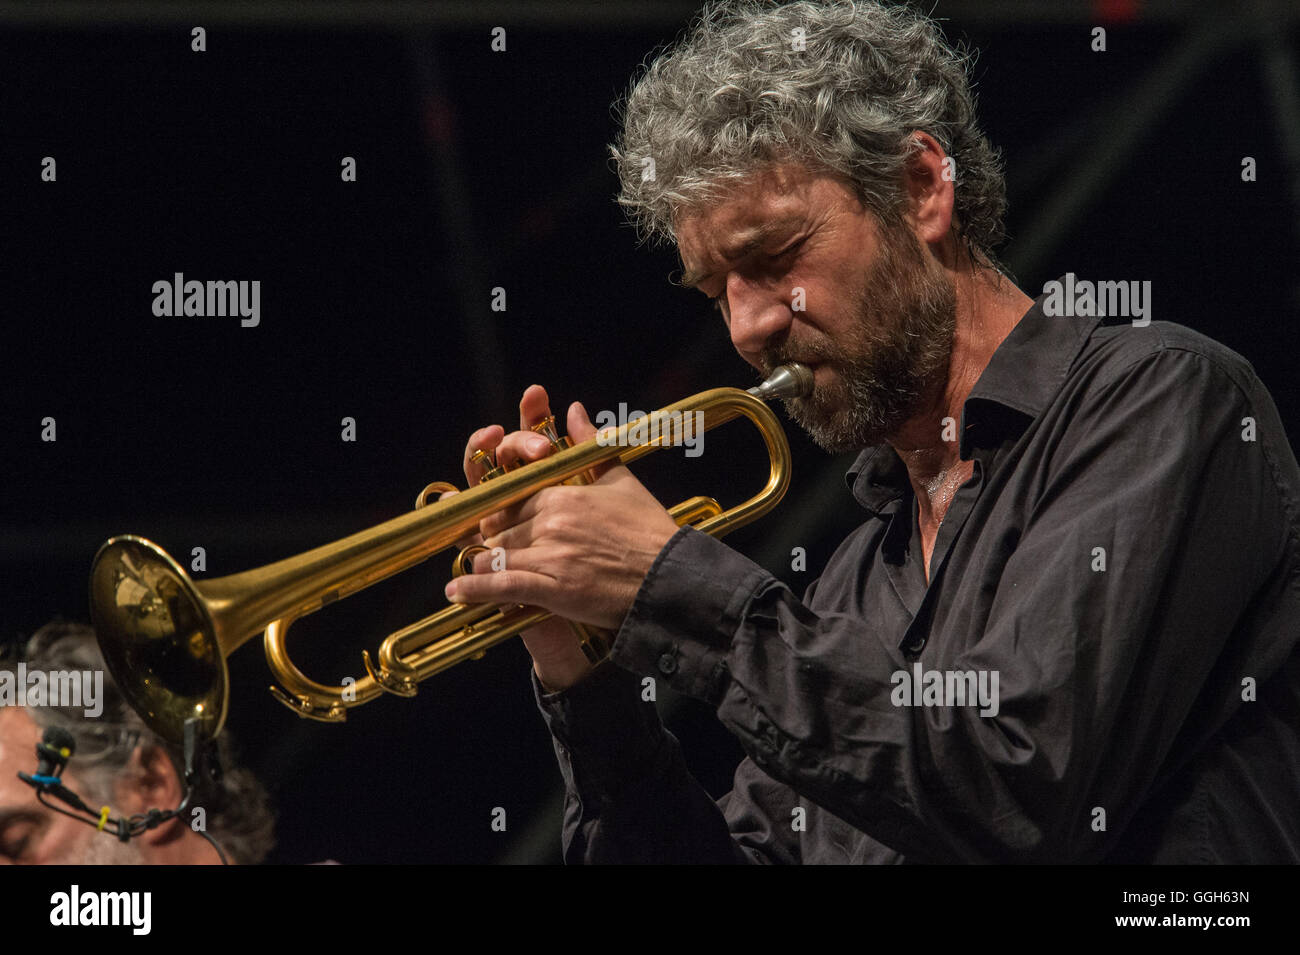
760, 338, 841, 375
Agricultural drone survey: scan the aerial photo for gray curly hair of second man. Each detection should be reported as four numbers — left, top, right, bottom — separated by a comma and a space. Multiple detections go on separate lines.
611, 0, 1007, 268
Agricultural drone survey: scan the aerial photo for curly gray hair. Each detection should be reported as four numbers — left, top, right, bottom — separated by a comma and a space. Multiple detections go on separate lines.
612, 0, 1007, 266
2, 620, 274, 864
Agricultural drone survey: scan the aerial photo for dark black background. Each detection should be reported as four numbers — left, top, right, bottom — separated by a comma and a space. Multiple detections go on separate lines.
2, 0, 1296, 863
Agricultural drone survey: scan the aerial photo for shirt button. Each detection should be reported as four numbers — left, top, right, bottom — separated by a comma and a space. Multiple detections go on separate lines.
657, 652, 678, 675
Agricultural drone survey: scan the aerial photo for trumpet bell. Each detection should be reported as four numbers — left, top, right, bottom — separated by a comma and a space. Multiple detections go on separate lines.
90, 536, 225, 743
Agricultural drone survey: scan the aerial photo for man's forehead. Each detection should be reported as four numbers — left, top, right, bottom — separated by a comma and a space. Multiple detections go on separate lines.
0, 706, 40, 765
678, 166, 808, 233
674, 165, 855, 284
678, 218, 800, 288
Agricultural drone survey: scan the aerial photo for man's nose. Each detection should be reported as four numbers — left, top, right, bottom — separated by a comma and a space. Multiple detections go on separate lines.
726, 274, 792, 362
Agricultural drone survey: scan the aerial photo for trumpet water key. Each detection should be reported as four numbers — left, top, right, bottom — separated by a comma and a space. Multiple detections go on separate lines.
89, 364, 813, 743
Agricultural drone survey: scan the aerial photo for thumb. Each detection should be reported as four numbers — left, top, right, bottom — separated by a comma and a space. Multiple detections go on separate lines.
567, 400, 599, 442
568, 400, 624, 482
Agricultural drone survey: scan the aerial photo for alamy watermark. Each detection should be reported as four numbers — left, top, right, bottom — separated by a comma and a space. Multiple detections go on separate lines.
0, 664, 103, 718
594, 406, 705, 458
1042, 273, 1151, 326
152, 273, 260, 327
49, 885, 151, 935
890, 662, 1000, 717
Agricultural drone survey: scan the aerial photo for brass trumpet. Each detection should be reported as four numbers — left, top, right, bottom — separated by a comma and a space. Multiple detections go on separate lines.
89, 364, 813, 743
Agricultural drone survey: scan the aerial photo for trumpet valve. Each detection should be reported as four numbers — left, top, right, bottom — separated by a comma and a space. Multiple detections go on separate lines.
531, 415, 595, 485
471, 448, 507, 483
530, 415, 567, 450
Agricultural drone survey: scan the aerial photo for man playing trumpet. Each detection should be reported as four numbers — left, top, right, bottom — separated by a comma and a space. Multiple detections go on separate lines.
444, 0, 1300, 863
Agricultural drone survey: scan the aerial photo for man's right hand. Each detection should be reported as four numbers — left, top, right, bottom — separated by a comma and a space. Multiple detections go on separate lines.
450, 384, 602, 693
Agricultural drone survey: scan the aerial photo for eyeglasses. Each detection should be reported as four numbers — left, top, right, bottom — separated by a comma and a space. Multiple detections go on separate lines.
76, 725, 143, 760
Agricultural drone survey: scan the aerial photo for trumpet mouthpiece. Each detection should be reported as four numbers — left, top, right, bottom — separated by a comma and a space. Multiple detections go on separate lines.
748, 363, 814, 401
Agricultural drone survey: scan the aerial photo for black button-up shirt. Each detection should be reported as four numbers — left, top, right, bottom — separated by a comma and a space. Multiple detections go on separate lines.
533, 292, 1300, 863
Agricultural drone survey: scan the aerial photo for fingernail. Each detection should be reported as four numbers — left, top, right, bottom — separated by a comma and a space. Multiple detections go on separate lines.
444, 581, 460, 602
530, 435, 550, 453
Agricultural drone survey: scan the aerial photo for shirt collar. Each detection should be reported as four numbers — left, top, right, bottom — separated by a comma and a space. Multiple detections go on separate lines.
845, 280, 1102, 512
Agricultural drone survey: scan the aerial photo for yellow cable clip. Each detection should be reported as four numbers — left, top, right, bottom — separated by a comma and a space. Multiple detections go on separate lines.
97, 807, 111, 831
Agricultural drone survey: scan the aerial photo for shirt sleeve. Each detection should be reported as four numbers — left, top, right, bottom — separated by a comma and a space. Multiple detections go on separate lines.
531, 661, 801, 863
610, 345, 1293, 862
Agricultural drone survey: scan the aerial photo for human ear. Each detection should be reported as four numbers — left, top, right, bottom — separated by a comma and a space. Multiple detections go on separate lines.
902, 131, 956, 247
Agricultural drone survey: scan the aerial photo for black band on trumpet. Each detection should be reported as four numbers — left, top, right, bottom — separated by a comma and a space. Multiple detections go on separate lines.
570, 623, 613, 665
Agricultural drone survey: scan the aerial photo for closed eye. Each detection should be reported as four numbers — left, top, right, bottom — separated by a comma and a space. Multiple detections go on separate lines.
770, 235, 807, 260
700, 232, 805, 319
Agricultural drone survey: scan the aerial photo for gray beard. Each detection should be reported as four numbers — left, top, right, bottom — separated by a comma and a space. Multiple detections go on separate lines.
763, 224, 957, 454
